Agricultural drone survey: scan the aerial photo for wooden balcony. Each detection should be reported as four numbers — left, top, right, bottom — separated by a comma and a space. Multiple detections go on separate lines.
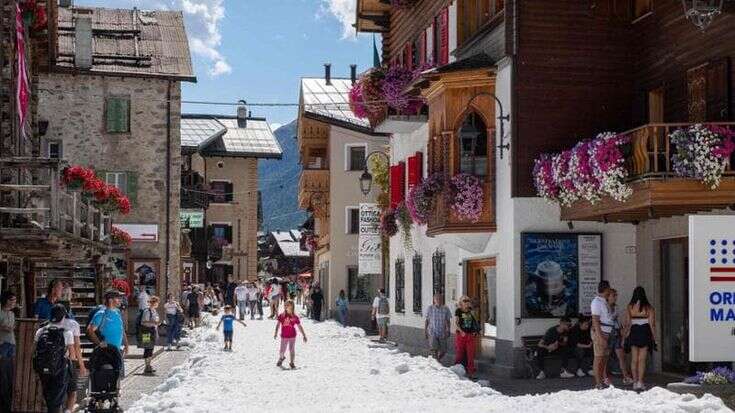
298, 117, 329, 156
355, 0, 391, 33
0, 158, 111, 261
426, 179, 496, 237
561, 122, 735, 223
298, 169, 330, 214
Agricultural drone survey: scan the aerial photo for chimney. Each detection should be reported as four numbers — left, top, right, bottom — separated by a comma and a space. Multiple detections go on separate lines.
350, 64, 357, 85
74, 14, 93, 70
324, 63, 331, 85
237, 100, 248, 128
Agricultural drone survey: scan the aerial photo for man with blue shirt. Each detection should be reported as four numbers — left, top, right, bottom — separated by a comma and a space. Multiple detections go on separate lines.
87, 290, 129, 375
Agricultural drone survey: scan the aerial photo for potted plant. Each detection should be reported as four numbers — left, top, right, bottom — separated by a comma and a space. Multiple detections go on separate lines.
110, 226, 132, 247
670, 124, 735, 189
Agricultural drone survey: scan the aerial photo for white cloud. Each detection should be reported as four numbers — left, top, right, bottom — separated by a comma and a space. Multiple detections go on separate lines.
320, 0, 357, 39
82, 0, 231, 77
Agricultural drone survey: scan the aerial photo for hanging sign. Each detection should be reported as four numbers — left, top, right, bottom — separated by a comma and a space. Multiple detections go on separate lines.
689, 216, 735, 362
358, 203, 382, 275
180, 209, 204, 228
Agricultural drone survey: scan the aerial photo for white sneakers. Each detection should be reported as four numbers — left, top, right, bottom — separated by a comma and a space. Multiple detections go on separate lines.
559, 369, 575, 379
536, 371, 546, 380
587, 369, 595, 376
633, 382, 646, 391
576, 368, 586, 377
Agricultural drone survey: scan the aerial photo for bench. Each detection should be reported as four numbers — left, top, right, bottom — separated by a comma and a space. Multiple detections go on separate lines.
522, 334, 589, 379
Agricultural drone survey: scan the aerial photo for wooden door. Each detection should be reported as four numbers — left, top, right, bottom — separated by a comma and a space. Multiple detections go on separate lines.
466, 258, 496, 339
648, 88, 664, 123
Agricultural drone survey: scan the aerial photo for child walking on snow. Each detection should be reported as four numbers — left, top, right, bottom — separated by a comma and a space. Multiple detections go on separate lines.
217, 305, 246, 351
274, 300, 307, 369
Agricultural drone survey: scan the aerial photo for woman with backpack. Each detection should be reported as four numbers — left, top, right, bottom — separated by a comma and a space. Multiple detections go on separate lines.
454, 295, 481, 379
33, 304, 75, 413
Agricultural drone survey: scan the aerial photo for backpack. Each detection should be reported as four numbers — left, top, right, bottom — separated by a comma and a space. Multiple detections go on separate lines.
378, 297, 389, 315
32, 326, 67, 377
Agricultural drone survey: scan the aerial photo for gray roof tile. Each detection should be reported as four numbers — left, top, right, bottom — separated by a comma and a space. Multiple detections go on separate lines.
181, 115, 282, 159
300, 78, 370, 130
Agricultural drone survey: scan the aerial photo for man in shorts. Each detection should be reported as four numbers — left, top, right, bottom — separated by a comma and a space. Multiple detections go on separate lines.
424, 293, 452, 361
591, 280, 613, 389
372, 289, 390, 342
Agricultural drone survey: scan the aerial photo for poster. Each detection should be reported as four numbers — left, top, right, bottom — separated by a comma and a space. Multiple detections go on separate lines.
522, 233, 601, 318
688, 216, 735, 362
358, 203, 382, 275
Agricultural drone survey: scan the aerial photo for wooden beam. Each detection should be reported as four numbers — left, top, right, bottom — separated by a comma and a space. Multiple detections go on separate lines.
0, 207, 50, 214
0, 184, 51, 192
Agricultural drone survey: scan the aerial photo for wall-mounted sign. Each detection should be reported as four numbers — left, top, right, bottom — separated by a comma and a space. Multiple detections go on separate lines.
113, 224, 159, 242
358, 203, 382, 276
180, 209, 204, 228
689, 216, 735, 362
521, 233, 602, 318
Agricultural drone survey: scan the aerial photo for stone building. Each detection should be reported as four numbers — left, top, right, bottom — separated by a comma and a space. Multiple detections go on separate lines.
37, 4, 196, 304
180, 108, 282, 284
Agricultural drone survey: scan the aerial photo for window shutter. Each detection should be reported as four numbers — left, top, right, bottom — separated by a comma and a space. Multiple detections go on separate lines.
404, 42, 413, 70
407, 153, 423, 189
415, 151, 423, 184
398, 161, 406, 203
106, 98, 130, 133
440, 7, 449, 66
126, 171, 138, 205
390, 164, 406, 208
419, 31, 427, 65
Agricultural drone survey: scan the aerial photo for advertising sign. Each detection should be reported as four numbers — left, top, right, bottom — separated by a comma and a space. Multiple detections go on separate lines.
689, 216, 735, 362
180, 209, 204, 228
358, 203, 382, 275
521, 233, 602, 318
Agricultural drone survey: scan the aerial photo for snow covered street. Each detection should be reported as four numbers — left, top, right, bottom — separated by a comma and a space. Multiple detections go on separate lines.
127, 314, 731, 413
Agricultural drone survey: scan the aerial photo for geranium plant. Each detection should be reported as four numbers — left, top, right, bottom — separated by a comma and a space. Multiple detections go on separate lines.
533, 155, 558, 203
449, 173, 483, 222
379, 207, 399, 238
405, 172, 444, 225
381, 65, 427, 115
589, 132, 632, 202
348, 67, 386, 126
670, 124, 735, 189
110, 226, 132, 247
62, 166, 95, 190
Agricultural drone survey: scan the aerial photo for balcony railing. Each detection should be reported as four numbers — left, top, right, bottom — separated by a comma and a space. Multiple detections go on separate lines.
426, 177, 496, 236
624, 122, 735, 180
0, 157, 111, 245
298, 169, 330, 212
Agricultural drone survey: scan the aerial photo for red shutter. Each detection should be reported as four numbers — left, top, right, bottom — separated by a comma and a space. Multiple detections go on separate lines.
390, 164, 406, 208
419, 31, 427, 65
431, 20, 437, 64
407, 152, 423, 188
404, 42, 413, 70
439, 7, 449, 66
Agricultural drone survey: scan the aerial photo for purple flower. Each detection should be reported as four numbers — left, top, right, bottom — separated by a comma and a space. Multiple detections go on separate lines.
406, 173, 444, 225
449, 173, 483, 222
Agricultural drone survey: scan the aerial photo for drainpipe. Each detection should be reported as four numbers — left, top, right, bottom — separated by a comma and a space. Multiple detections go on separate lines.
165, 80, 172, 297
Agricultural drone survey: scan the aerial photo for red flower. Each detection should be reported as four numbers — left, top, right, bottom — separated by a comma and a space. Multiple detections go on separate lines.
116, 196, 131, 215
111, 226, 132, 246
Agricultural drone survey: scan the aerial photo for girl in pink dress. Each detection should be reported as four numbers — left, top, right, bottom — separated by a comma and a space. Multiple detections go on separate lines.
274, 300, 307, 369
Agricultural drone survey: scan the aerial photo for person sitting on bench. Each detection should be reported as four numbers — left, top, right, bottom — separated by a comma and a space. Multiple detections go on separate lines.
568, 315, 594, 377
535, 316, 573, 379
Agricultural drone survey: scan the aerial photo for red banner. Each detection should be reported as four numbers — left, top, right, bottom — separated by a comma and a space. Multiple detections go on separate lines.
16, 3, 30, 138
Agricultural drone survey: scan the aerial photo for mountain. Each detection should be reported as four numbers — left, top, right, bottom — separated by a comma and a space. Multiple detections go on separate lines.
258, 120, 307, 232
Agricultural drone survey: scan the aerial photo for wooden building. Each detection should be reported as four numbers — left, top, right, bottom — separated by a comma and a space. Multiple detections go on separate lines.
355, 0, 735, 376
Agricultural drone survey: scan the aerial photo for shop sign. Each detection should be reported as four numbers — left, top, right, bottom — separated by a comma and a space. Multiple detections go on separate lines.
113, 224, 158, 242
358, 203, 382, 276
180, 209, 204, 228
521, 233, 602, 318
689, 216, 735, 362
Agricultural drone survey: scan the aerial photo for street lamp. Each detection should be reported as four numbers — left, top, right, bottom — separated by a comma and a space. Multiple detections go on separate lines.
682, 0, 724, 30
359, 151, 390, 196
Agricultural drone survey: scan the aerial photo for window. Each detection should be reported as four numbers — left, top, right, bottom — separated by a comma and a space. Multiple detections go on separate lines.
348, 266, 371, 303
105, 96, 130, 133
633, 0, 653, 19
412, 35, 422, 68
395, 259, 405, 313
48, 141, 62, 159
347, 145, 366, 171
432, 250, 445, 296
105, 172, 128, 194
412, 255, 422, 314
210, 181, 234, 203
346, 207, 360, 234
211, 223, 232, 244
459, 112, 488, 177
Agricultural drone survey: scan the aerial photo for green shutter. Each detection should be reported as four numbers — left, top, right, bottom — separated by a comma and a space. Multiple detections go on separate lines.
126, 171, 138, 205
106, 98, 130, 133
97, 170, 108, 185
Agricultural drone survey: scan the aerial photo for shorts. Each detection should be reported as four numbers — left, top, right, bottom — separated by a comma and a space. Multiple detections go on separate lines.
592, 331, 610, 357
429, 335, 448, 353
608, 329, 623, 350
376, 317, 389, 328
224, 330, 233, 342
188, 307, 200, 318
67, 361, 78, 393
143, 348, 154, 358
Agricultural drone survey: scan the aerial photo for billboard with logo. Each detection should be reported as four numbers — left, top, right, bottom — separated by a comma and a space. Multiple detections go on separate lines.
689, 216, 735, 361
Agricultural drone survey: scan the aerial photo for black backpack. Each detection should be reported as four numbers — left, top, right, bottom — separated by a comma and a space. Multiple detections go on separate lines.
32, 326, 67, 377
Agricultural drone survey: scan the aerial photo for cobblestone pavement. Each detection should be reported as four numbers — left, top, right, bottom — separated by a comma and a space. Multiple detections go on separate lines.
118, 349, 190, 411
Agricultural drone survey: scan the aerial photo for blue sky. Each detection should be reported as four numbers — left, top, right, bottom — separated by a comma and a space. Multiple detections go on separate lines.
76, 0, 376, 129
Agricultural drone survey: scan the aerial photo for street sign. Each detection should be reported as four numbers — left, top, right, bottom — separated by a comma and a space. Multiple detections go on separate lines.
689, 215, 735, 362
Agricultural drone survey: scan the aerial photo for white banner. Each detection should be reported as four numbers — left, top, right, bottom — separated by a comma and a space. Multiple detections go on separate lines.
578, 235, 602, 316
689, 216, 735, 362
358, 203, 382, 275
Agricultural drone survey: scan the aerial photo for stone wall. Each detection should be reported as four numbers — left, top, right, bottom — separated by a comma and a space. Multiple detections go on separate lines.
37, 73, 182, 298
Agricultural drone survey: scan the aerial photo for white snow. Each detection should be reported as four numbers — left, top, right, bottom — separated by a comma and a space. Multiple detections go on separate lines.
127, 314, 731, 413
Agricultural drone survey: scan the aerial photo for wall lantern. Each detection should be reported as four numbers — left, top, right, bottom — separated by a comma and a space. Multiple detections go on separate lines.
682, 0, 724, 31
359, 151, 390, 196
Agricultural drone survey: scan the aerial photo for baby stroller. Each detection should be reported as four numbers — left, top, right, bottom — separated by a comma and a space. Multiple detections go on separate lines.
85, 346, 122, 413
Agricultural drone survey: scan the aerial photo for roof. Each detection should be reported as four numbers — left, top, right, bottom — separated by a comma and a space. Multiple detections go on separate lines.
271, 230, 309, 258
181, 115, 283, 159
427, 54, 496, 74
55, 6, 196, 81
300, 77, 373, 133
